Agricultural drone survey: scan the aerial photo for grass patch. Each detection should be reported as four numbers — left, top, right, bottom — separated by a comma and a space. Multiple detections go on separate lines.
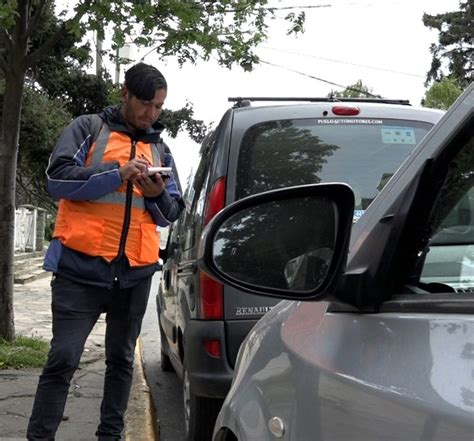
0, 335, 49, 369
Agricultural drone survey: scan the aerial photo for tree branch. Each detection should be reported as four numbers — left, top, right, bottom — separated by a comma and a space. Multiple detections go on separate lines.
0, 27, 13, 52
0, 26, 13, 75
26, 0, 94, 68
0, 53, 10, 76
26, 0, 51, 40
11, 0, 31, 59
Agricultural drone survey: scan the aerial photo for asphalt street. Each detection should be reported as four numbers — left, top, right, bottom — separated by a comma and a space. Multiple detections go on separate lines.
140, 272, 186, 441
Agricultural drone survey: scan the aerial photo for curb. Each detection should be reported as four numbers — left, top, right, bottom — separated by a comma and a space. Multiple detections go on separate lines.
124, 337, 158, 440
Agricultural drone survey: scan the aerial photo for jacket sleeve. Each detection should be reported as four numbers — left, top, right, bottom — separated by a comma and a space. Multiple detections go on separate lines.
46, 115, 122, 200
144, 150, 186, 227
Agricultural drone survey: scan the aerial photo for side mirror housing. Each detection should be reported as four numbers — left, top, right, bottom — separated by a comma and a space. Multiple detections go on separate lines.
198, 183, 355, 301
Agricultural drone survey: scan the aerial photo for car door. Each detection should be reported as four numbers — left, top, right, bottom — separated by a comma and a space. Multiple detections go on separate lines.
160, 222, 180, 338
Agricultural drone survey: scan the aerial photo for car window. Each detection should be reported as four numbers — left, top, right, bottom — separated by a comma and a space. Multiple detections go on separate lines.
189, 131, 215, 214
181, 131, 215, 250
236, 118, 434, 219
416, 135, 474, 294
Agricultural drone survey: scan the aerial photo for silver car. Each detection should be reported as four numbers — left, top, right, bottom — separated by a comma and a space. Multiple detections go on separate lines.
199, 83, 474, 441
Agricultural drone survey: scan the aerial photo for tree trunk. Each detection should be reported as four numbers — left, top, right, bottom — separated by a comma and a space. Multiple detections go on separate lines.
0, 70, 26, 341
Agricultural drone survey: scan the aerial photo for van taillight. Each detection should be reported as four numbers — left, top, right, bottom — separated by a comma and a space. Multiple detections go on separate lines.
199, 271, 224, 319
332, 106, 360, 116
204, 177, 226, 226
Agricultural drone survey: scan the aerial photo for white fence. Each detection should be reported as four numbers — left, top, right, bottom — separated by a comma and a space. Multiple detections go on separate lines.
14, 205, 46, 253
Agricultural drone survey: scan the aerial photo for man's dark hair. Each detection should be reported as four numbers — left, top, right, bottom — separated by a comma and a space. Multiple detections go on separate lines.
124, 62, 167, 100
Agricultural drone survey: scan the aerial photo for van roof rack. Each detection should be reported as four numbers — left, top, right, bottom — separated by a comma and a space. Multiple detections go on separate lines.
228, 97, 411, 108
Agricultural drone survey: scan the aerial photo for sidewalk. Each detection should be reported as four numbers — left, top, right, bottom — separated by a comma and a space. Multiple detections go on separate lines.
0, 276, 156, 440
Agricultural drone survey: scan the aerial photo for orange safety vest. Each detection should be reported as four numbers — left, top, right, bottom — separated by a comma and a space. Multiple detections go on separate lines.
53, 123, 162, 266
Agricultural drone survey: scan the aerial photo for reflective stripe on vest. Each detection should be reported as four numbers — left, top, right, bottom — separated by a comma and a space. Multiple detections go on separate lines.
90, 123, 110, 166
93, 190, 146, 210
91, 123, 163, 168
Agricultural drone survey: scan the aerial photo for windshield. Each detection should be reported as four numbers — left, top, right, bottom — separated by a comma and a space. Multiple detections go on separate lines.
236, 118, 434, 219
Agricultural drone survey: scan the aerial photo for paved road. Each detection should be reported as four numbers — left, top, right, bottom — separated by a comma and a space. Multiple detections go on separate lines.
140, 273, 186, 441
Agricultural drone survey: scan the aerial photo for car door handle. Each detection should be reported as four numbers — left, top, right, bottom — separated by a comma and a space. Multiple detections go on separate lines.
177, 262, 195, 274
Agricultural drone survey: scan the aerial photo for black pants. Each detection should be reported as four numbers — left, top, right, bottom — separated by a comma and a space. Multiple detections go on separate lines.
27, 275, 151, 440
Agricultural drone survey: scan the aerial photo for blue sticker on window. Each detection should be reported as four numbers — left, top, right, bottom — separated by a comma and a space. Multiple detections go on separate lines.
381, 127, 416, 145
353, 210, 365, 223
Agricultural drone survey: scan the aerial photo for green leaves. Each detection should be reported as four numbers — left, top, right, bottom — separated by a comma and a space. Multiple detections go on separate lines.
330, 80, 377, 99
0, 0, 18, 29
3, 0, 310, 217
423, 1, 473, 87
161, 103, 208, 143
423, 77, 463, 110
16, 86, 72, 210
285, 11, 305, 35
81, 0, 305, 71
2, 0, 307, 75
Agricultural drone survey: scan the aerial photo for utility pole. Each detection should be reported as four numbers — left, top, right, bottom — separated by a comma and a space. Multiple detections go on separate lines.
96, 32, 103, 77
115, 45, 132, 85
115, 46, 120, 85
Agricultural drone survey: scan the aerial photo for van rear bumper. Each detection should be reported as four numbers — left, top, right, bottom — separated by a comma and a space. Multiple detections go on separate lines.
184, 320, 234, 398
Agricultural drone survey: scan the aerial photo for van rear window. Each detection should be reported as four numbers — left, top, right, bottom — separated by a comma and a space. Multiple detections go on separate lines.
236, 118, 434, 212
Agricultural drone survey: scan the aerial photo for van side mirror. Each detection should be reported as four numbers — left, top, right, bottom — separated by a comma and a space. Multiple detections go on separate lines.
198, 183, 355, 301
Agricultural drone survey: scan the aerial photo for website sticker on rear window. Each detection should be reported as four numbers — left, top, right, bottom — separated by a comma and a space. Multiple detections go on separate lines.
381, 126, 416, 144
316, 119, 383, 125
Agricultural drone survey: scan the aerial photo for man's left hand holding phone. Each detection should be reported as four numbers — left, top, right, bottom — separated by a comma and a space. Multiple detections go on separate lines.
119, 158, 169, 197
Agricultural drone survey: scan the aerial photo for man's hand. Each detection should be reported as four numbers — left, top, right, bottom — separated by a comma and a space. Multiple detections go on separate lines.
134, 173, 167, 197
119, 158, 149, 182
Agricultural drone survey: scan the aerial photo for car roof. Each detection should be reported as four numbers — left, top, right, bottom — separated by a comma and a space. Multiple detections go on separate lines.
229, 96, 413, 106
229, 100, 444, 125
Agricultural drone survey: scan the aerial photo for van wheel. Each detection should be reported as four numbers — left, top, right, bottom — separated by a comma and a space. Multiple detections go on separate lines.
159, 324, 174, 372
183, 365, 223, 440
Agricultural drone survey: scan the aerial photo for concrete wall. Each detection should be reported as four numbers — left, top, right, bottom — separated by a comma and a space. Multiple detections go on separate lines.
14, 205, 46, 253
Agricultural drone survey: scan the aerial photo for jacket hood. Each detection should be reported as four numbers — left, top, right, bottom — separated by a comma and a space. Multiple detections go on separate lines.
99, 105, 166, 143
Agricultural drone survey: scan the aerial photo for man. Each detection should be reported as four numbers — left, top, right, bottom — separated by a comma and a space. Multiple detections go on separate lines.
27, 62, 185, 440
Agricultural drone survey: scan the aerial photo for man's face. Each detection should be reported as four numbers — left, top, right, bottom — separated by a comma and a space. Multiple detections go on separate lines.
121, 86, 167, 131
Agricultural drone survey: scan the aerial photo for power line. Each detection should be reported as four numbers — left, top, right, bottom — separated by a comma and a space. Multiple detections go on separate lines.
139, 45, 158, 62
260, 46, 425, 78
265, 4, 333, 10
259, 59, 382, 97
189, 2, 333, 12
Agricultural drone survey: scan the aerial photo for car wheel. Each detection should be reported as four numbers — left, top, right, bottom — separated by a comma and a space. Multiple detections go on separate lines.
183, 364, 223, 441
159, 322, 174, 372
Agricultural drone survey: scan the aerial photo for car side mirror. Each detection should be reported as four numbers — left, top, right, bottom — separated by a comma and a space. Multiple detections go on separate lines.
198, 183, 355, 301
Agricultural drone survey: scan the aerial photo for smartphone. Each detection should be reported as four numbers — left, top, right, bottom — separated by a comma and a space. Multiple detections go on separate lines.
147, 166, 172, 178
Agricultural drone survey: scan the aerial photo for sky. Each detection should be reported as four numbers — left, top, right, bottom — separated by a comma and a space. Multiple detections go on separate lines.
99, 0, 460, 186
